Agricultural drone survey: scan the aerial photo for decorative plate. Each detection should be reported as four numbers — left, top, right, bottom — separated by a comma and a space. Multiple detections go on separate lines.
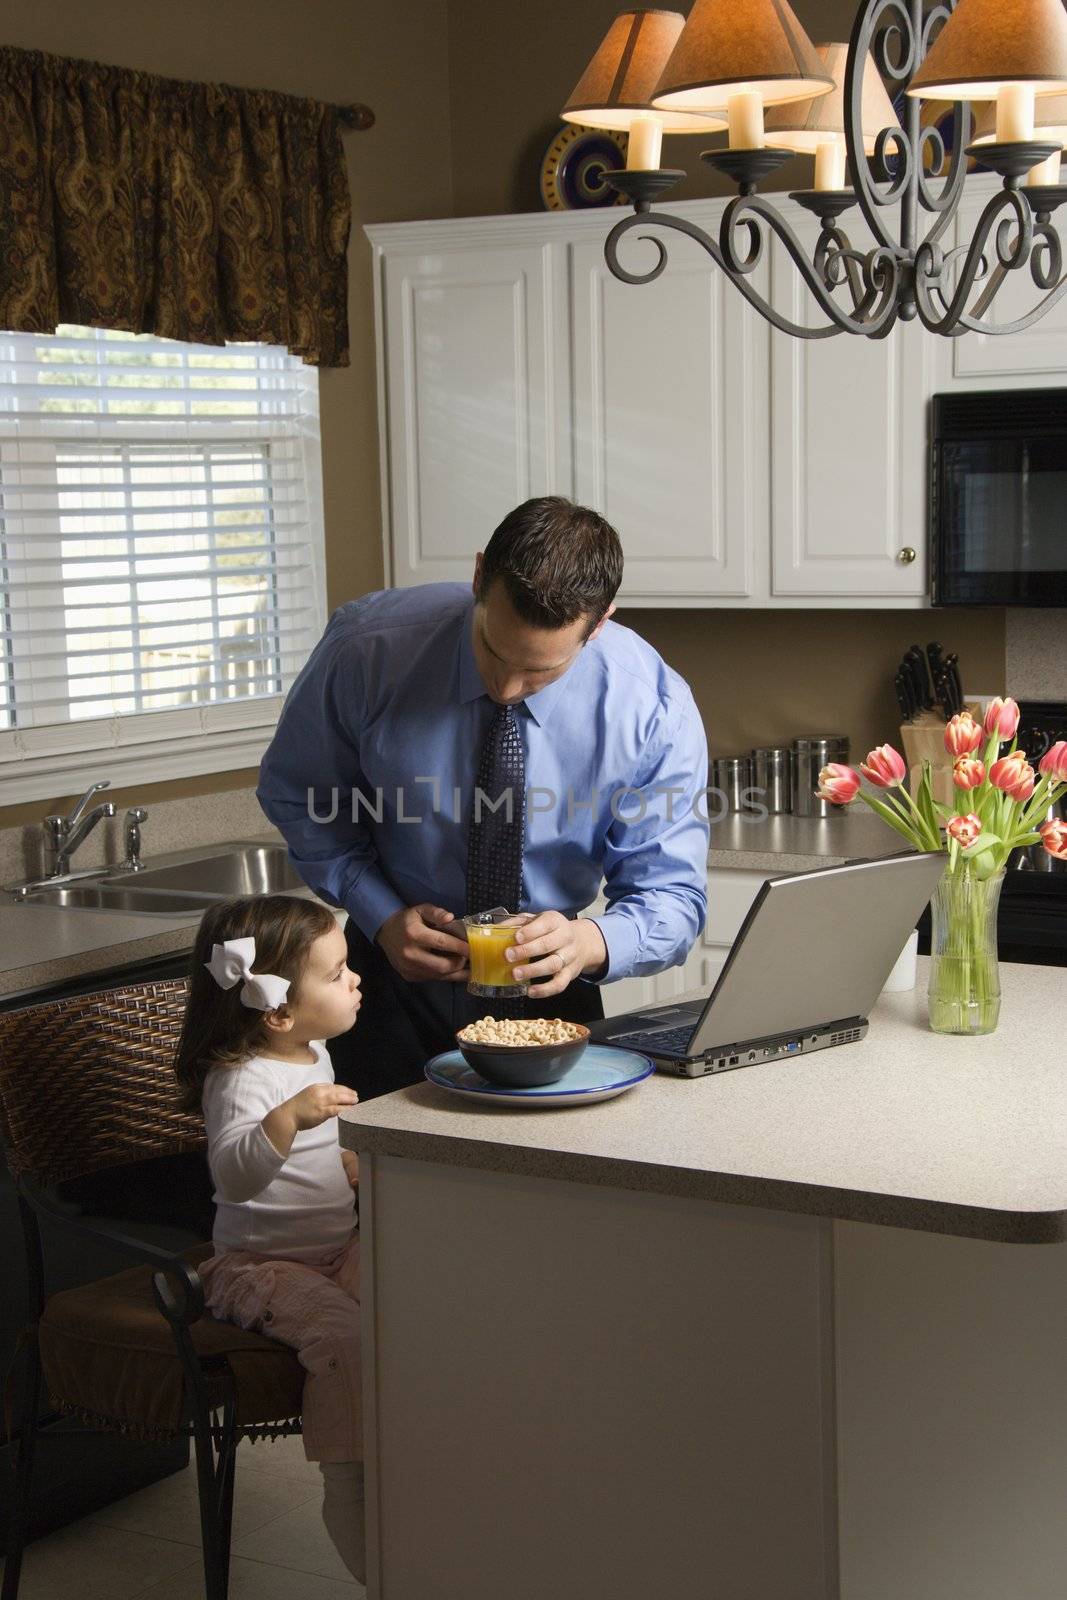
540, 124, 628, 211
424, 1045, 654, 1108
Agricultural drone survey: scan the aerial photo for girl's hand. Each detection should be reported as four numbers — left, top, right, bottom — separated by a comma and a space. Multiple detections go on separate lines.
340, 1149, 360, 1190
262, 1084, 359, 1159
286, 1083, 360, 1131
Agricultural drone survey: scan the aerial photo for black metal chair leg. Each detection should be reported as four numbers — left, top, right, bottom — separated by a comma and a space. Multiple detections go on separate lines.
191, 1402, 230, 1600
213, 1399, 238, 1600
1, 1334, 43, 1600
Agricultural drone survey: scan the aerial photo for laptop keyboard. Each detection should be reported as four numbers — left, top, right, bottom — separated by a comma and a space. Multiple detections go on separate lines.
609, 1024, 695, 1057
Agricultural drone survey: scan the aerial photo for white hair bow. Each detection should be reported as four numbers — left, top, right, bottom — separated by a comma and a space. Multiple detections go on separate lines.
204, 936, 291, 1012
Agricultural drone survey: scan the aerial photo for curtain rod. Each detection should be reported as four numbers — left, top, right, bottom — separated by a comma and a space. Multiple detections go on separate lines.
337, 103, 375, 130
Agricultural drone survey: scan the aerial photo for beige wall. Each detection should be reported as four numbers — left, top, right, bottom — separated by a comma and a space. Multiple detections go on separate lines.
622, 608, 1006, 762
0, 0, 1008, 831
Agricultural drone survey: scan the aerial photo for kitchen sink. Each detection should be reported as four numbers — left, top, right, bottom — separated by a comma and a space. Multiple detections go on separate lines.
128, 844, 303, 897
24, 883, 214, 915
11, 839, 314, 915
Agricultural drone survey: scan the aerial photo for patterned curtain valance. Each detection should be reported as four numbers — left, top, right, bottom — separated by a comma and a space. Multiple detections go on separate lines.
0, 46, 369, 366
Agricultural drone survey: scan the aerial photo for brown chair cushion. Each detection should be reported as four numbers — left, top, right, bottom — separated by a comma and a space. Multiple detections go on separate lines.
38, 1245, 304, 1438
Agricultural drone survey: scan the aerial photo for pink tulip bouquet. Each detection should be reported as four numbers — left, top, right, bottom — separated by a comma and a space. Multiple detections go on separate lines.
815, 697, 1067, 875
816, 698, 1067, 1034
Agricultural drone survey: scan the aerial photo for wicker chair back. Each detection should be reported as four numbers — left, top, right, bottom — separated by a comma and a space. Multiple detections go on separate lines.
0, 978, 204, 1184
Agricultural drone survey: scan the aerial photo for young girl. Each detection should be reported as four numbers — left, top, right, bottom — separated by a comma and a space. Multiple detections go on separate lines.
174, 893, 367, 1583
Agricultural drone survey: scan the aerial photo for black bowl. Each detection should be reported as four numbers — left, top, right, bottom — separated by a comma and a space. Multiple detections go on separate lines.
455, 1026, 590, 1088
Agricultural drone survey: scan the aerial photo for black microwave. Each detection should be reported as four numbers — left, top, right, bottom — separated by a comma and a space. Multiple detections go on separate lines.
930, 388, 1067, 607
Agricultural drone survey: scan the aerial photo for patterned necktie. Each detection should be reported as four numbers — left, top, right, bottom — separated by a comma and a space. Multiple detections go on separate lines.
466, 703, 526, 914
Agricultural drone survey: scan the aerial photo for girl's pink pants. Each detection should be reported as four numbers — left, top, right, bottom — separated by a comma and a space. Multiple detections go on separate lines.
199, 1230, 362, 1463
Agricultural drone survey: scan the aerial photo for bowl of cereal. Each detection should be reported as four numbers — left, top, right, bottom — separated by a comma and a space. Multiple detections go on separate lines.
455, 1016, 590, 1088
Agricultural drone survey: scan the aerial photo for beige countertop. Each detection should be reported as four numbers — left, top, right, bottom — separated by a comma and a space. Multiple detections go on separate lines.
0, 897, 203, 1000
340, 959, 1067, 1246
708, 808, 902, 872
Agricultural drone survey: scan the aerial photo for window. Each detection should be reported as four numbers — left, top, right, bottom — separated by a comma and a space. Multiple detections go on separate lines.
0, 326, 325, 803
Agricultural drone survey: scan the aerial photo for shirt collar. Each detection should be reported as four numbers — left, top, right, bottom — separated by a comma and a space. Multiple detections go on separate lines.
456, 601, 582, 727
457, 602, 485, 705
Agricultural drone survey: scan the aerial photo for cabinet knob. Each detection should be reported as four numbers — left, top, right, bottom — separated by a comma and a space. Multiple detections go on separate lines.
897, 546, 917, 565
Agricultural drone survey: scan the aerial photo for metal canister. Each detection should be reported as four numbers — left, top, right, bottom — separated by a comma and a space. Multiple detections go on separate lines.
751, 746, 792, 814
711, 755, 752, 814
791, 736, 850, 818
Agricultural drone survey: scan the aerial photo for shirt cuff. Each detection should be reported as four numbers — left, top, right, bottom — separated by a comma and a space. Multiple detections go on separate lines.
346, 868, 407, 944
581, 913, 640, 984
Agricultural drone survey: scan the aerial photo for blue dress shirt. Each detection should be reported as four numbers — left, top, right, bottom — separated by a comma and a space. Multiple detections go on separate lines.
257, 584, 709, 982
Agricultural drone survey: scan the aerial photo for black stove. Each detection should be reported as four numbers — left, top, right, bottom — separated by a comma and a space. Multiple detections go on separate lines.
918, 699, 1067, 967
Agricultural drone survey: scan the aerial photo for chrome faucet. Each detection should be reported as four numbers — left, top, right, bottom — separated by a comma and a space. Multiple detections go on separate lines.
43, 781, 117, 878
121, 807, 149, 871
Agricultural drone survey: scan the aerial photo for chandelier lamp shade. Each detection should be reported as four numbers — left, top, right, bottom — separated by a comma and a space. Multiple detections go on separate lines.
649, 0, 834, 150
561, 10, 728, 174
558, 0, 1067, 340
764, 43, 898, 192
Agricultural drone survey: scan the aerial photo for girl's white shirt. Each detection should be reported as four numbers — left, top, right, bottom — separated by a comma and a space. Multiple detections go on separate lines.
202, 1041, 355, 1262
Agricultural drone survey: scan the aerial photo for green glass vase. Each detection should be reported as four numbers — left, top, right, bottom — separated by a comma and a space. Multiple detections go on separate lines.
927, 863, 1005, 1035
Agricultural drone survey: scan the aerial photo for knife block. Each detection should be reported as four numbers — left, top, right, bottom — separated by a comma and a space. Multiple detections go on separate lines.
899, 705, 982, 807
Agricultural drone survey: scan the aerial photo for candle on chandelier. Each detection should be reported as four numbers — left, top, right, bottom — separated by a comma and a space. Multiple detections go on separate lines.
1027, 149, 1062, 184
995, 82, 1036, 141
727, 89, 765, 148
626, 112, 664, 171
813, 139, 847, 190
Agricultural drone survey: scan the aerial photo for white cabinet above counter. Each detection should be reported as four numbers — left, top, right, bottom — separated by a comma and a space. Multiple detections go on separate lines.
368, 177, 1067, 609
375, 237, 570, 589
568, 231, 767, 601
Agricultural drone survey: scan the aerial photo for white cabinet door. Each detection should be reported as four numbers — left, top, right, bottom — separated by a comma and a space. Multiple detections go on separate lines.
380, 242, 569, 586
588, 889, 687, 1011
947, 177, 1067, 381
704, 867, 768, 946
601, 972, 660, 1018
701, 866, 768, 988
592, 865, 756, 1015
570, 230, 767, 602
769, 208, 931, 598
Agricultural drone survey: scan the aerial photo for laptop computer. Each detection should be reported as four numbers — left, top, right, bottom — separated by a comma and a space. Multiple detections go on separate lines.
590, 851, 946, 1078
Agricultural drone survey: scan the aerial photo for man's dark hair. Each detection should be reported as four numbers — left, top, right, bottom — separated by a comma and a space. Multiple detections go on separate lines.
476, 497, 623, 632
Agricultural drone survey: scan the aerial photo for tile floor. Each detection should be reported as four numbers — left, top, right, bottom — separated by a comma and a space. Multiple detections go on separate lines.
1, 1434, 361, 1599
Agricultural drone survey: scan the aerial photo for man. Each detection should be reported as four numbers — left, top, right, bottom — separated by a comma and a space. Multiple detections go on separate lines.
258, 496, 709, 1099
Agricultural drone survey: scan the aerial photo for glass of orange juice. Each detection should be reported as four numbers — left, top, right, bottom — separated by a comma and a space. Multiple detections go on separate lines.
462, 907, 534, 999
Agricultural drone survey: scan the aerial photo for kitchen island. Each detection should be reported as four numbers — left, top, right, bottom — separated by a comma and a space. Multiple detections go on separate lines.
340, 958, 1067, 1600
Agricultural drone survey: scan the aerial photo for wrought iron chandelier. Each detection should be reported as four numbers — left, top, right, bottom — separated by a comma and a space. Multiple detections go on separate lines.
559, 0, 1067, 339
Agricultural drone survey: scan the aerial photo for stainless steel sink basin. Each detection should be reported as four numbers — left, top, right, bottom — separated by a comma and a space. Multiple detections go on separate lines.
129, 844, 303, 897
24, 883, 213, 915
11, 839, 313, 916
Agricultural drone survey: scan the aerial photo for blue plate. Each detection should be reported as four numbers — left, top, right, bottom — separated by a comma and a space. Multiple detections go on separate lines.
424, 1045, 653, 1108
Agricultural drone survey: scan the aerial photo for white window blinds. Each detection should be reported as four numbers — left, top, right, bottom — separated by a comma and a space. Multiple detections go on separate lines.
0, 327, 324, 746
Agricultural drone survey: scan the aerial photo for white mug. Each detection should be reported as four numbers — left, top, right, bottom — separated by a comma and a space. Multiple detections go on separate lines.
882, 928, 919, 993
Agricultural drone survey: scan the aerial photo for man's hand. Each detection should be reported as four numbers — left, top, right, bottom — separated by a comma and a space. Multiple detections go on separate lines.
340, 1149, 360, 1191
377, 903, 470, 983
506, 913, 607, 998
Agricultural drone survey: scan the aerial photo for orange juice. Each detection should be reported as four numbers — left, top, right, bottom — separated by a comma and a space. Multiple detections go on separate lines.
467, 923, 524, 992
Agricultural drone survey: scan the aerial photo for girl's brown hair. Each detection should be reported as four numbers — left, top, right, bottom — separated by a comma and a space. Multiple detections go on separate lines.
174, 894, 337, 1112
